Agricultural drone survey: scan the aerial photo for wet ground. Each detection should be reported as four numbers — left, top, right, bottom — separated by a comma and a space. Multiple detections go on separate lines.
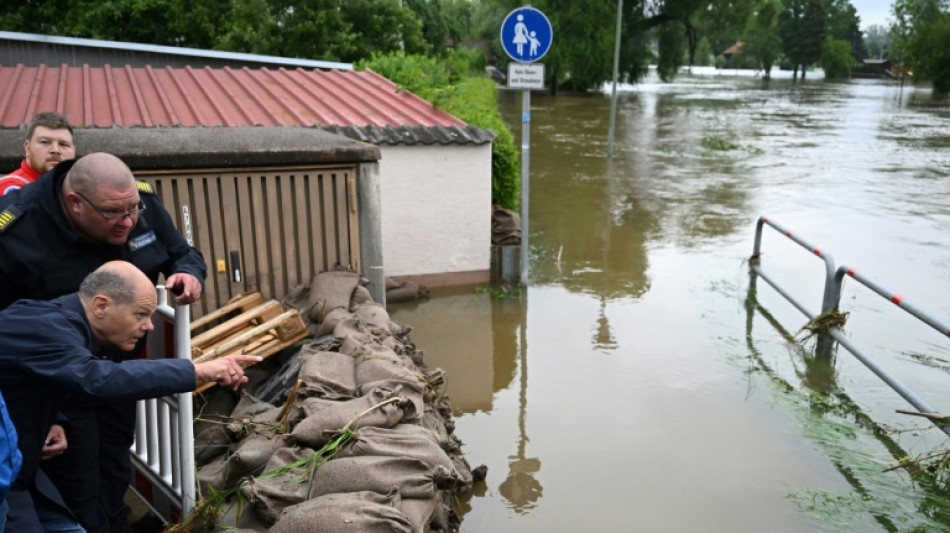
390, 70, 950, 532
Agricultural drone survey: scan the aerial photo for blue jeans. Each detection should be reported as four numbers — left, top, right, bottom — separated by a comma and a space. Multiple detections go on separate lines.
34, 494, 87, 533
1, 497, 8, 532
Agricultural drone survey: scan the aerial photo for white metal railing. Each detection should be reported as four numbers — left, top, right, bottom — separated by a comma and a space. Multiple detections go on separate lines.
130, 285, 195, 521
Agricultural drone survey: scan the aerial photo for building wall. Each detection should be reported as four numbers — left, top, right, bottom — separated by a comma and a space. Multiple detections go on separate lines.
379, 144, 492, 286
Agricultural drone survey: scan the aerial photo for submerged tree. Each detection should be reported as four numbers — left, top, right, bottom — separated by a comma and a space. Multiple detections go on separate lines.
891, 0, 950, 92
779, 0, 828, 80
741, 0, 784, 78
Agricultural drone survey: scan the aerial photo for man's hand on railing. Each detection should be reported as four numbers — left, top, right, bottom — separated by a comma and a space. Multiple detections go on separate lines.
194, 354, 263, 391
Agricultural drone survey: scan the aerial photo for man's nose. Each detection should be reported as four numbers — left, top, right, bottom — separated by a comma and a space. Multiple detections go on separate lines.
143, 318, 155, 332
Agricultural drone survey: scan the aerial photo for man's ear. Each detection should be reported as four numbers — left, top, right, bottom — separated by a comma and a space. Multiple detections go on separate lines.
90, 294, 112, 318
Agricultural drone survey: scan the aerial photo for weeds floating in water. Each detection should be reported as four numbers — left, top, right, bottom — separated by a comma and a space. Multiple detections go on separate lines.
475, 284, 523, 300
700, 135, 764, 156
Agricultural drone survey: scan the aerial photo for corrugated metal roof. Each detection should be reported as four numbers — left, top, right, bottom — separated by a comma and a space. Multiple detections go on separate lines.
0, 31, 353, 70
0, 64, 494, 145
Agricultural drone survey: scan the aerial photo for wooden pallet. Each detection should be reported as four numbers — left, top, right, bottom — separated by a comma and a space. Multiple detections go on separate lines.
191, 292, 308, 393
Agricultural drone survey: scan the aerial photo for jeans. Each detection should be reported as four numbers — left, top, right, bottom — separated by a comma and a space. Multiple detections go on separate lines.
34, 494, 87, 533
1, 498, 8, 532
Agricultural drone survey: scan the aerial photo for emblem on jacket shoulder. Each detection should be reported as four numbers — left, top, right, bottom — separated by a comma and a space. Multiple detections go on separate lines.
136, 181, 155, 195
0, 205, 23, 233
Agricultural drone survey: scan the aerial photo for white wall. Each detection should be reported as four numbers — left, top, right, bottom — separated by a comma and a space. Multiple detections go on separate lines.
378, 144, 492, 279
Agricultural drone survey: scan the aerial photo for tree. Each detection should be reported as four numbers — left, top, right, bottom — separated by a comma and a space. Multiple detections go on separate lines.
891, 0, 950, 91
821, 36, 853, 78
779, 0, 828, 80
826, 0, 866, 60
741, 0, 784, 78
863, 24, 890, 59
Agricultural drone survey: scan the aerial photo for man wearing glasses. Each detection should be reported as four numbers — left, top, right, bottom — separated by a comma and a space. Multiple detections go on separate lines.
0, 152, 206, 533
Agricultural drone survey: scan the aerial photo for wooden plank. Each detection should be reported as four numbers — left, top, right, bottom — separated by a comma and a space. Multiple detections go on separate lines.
322, 172, 338, 269
280, 172, 301, 291
334, 171, 350, 269
188, 172, 218, 318
249, 175, 272, 299
264, 173, 285, 298
294, 172, 314, 285
193, 309, 306, 364
191, 299, 282, 349
346, 172, 361, 275
190, 292, 263, 331
310, 172, 328, 274
218, 175, 244, 301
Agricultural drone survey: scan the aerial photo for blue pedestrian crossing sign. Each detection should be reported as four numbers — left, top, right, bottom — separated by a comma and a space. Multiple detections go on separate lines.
500, 6, 553, 63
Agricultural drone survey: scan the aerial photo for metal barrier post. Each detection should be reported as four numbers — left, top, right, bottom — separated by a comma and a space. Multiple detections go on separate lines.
748, 216, 950, 435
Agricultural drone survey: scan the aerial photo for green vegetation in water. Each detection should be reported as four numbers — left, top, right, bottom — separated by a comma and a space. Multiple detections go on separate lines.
700, 135, 765, 156
735, 310, 950, 532
475, 284, 523, 300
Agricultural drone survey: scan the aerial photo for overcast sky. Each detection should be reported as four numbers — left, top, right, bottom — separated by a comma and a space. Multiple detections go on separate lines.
850, 0, 893, 29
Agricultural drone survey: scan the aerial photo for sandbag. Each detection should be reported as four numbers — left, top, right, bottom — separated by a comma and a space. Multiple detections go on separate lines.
308, 455, 455, 500
290, 385, 412, 446
269, 490, 412, 533
355, 358, 425, 389
338, 425, 457, 475
241, 445, 315, 526
314, 307, 352, 338
194, 425, 233, 465
297, 346, 356, 400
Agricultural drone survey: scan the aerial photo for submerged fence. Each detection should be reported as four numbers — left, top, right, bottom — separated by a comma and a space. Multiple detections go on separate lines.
749, 216, 950, 436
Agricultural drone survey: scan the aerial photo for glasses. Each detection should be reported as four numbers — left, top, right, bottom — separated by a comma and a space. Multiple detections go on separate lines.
75, 191, 147, 222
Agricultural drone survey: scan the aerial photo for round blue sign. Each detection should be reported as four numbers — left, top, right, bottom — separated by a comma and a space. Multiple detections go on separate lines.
500, 6, 553, 63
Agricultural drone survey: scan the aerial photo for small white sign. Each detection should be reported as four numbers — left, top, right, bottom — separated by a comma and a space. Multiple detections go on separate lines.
507, 63, 545, 90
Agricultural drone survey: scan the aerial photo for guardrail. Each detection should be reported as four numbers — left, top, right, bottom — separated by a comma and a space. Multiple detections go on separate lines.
130, 285, 196, 523
749, 216, 949, 435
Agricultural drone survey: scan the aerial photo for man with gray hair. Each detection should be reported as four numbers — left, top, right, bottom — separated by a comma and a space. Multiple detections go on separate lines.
0, 261, 260, 532
0, 152, 207, 532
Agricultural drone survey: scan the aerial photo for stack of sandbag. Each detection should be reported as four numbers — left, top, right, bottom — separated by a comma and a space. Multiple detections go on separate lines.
193, 270, 482, 533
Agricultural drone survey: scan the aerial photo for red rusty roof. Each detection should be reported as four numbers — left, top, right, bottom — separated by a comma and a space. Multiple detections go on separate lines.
0, 64, 467, 130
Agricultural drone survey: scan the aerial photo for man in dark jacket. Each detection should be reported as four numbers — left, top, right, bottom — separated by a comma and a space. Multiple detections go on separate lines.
0, 152, 207, 532
0, 261, 259, 532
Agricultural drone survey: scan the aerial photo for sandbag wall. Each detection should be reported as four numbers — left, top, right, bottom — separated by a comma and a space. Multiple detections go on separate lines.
191, 271, 482, 533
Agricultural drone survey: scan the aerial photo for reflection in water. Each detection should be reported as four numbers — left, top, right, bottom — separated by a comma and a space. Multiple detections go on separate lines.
499, 299, 542, 511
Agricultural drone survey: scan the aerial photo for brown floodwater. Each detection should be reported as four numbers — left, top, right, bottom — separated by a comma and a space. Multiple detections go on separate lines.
390, 71, 950, 532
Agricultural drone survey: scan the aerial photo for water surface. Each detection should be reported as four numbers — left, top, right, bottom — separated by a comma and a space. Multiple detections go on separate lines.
391, 72, 950, 532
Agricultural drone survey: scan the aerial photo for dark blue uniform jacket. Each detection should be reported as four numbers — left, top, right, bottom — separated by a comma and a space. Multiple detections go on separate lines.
0, 294, 197, 531
0, 158, 207, 310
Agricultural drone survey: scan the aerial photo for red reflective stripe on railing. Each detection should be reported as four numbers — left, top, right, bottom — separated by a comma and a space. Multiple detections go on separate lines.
786, 231, 793, 237
814, 248, 821, 256
847, 268, 857, 277
892, 295, 903, 305
763, 216, 769, 222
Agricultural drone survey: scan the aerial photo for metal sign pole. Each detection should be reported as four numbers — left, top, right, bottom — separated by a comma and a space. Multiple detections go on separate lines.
500, 5, 551, 287
521, 89, 531, 285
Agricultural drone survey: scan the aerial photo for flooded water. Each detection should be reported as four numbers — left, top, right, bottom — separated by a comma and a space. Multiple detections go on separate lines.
389, 72, 950, 532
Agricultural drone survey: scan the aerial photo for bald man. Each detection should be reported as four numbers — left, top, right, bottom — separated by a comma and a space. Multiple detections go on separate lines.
0, 153, 208, 532
0, 261, 259, 532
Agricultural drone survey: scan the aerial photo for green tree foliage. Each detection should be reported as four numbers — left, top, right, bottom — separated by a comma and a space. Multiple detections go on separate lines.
741, 0, 784, 77
863, 24, 890, 59
820, 36, 854, 78
779, 0, 828, 79
358, 51, 520, 208
694, 36, 714, 65
826, 0, 867, 60
891, 0, 950, 91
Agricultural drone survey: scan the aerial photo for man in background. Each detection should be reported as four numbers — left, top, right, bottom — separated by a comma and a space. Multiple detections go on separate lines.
0, 111, 75, 195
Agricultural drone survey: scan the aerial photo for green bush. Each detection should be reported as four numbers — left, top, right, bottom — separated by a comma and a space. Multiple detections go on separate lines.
357, 52, 520, 209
